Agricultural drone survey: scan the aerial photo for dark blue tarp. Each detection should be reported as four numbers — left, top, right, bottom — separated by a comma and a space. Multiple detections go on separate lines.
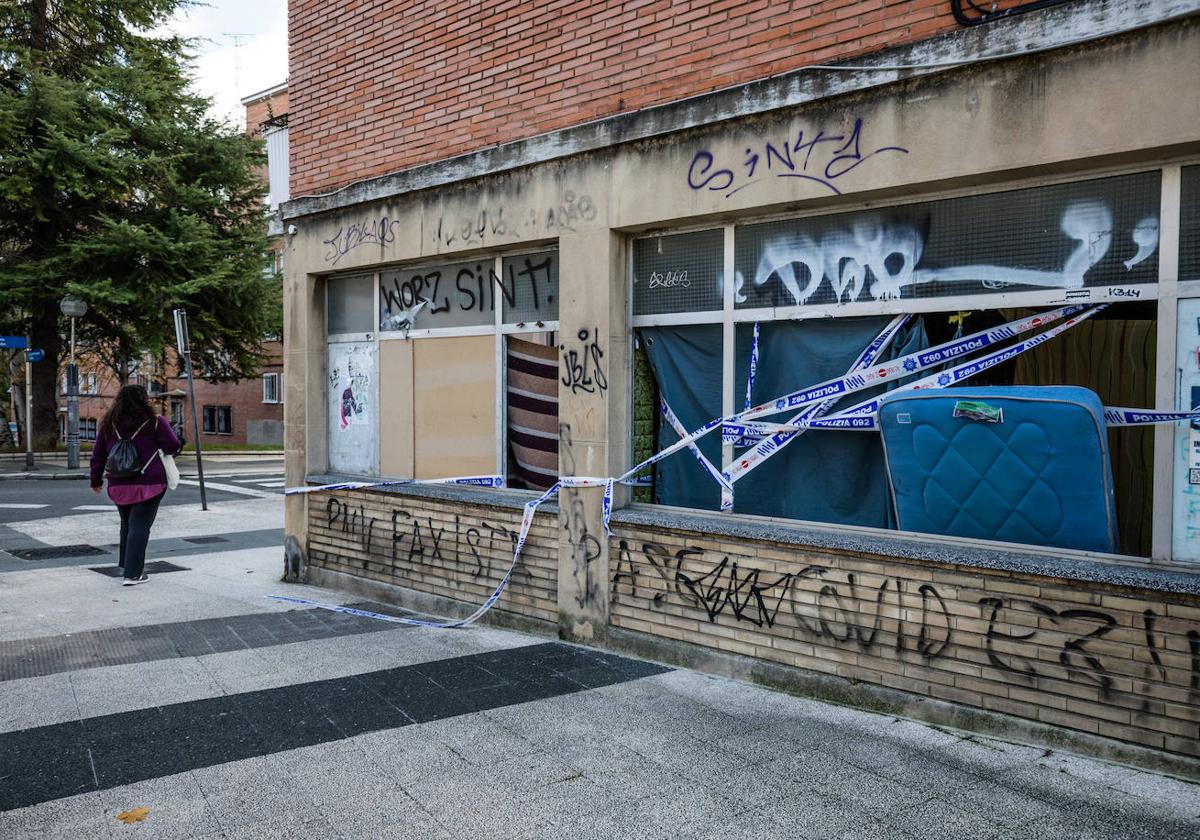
640, 316, 927, 528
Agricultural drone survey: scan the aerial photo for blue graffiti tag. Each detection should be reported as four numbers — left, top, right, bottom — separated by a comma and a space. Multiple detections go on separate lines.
687, 118, 908, 199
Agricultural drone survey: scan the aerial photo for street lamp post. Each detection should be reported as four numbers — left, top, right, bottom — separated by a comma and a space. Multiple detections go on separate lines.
60, 296, 87, 470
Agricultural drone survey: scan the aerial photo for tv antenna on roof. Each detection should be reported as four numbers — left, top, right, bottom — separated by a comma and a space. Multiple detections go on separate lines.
223, 32, 253, 93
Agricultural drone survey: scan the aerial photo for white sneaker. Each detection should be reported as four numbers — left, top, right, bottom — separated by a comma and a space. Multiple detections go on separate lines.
122, 575, 149, 586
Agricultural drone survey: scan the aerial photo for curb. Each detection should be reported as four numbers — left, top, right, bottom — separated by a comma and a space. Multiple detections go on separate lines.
0, 472, 89, 481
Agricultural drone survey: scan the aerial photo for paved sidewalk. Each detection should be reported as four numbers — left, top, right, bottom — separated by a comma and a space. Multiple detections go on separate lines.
0, 535, 1197, 838
0, 460, 88, 481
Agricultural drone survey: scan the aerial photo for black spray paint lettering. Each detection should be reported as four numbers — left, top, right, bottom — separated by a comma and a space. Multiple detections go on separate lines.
561, 327, 607, 395
380, 256, 556, 326
327, 498, 377, 562
615, 545, 951, 658
980, 598, 1117, 693
563, 493, 602, 609
323, 216, 400, 265
612, 541, 701, 608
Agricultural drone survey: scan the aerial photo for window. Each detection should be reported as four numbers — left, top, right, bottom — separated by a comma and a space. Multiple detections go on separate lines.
61, 371, 97, 395
203, 406, 232, 435
326, 274, 374, 334
325, 249, 560, 484
80, 418, 96, 441
631, 171, 1164, 558
262, 372, 281, 404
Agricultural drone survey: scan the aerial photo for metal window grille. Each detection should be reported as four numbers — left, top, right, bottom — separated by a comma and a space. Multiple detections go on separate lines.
632, 229, 725, 316
734, 171, 1161, 310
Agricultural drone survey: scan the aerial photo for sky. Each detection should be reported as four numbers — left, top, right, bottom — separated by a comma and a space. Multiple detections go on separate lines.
164, 0, 288, 127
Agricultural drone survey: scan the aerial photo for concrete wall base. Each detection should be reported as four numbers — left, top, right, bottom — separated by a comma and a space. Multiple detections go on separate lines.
303, 565, 558, 639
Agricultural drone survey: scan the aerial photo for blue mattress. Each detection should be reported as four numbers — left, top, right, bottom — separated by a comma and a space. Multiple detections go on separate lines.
878, 386, 1118, 553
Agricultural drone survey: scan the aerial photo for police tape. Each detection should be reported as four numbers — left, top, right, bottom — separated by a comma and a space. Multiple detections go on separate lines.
662, 396, 732, 494
282, 303, 1193, 631
283, 475, 506, 496
720, 305, 1104, 478
725, 406, 1200, 437
718, 314, 910, 511
618, 304, 1087, 484
744, 321, 761, 414
277, 474, 615, 628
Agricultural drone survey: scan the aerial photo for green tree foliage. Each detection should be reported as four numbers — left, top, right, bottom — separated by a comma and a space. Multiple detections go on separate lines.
0, 0, 275, 447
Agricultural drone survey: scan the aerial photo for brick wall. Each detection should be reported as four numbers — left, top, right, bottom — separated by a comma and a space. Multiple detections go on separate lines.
306, 490, 560, 624
609, 524, 1200, 758
165, 342, 284, 447
244, 88, 289, 138
288, 0, 957, 197
305, 486, 1200, 758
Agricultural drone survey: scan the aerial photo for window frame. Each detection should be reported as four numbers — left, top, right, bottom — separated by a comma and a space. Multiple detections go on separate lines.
366, 246, 561, 482
203, 405, 233, 436
628, 159, 1194, 562
262, 372, 281, 404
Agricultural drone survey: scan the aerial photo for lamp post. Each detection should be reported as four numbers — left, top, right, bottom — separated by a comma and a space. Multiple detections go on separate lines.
59, 296, 87, 470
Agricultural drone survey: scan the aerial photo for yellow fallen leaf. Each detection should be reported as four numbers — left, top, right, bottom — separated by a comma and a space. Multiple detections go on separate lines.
116, 807, 150, 824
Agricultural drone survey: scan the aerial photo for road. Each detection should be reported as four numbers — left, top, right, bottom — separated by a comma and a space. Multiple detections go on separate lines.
0, 458, 286, 525
0, 461, 1197, 838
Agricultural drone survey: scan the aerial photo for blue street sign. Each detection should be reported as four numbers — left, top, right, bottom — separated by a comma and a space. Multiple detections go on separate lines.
26, 349, 44, 363
0, 336, 28, 349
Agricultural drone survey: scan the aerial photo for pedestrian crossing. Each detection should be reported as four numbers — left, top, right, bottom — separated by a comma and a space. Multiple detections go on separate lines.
176, 472, 288, 497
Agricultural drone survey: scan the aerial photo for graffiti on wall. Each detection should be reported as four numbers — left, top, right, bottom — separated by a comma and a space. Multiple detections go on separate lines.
431, 192, 597, 248
736, 205, 1160, 306
326, 342, 376, 475
612, 541, 1200, 700
329, 349, 371, 430
324, 216, 400, 266
560, 327, 607, 395
325, 497, 533, 583
687, 117, 909, 200
379, 253, 557, 331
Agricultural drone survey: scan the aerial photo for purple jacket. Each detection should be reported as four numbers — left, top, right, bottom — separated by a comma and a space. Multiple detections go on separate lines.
90, 416, 183, 488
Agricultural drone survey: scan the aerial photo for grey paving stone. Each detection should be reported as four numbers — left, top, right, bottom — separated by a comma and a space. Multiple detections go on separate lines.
1110, 769, 1200, 817
0, 672, 79, 734
764, 748, 868, 796
0, 791, 111, 840
878, 794, 1009, 839
757, 792, 893, 839
97, 772, 221, 840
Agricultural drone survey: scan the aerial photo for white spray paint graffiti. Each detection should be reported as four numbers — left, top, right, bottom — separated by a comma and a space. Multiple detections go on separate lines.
737, 202, 1159, 305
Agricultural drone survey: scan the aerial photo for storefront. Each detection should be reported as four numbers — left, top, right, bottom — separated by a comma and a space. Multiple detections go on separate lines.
281, 20, 1200, 768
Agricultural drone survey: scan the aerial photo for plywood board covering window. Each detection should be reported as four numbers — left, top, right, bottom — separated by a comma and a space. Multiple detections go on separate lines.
413, 335, 497, 479
378, 339, 415, 478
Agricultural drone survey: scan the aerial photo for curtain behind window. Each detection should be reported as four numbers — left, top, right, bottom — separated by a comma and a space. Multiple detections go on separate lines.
640, 316, 927, 528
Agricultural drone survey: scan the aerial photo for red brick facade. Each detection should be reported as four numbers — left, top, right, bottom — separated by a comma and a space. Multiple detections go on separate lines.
288, 0, 958, 198
164, 343, 285, 447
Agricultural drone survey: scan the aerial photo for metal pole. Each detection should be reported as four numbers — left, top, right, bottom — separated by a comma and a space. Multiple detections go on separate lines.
66, 316, 79, 470
183, 350, 207, 511
23, 334, 33, 471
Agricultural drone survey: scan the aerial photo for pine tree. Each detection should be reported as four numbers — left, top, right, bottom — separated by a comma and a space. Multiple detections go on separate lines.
0, 1, 275, 448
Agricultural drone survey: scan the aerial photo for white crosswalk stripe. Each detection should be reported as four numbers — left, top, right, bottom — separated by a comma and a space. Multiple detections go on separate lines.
177, 478, 278, 499
0, 503, 49, 509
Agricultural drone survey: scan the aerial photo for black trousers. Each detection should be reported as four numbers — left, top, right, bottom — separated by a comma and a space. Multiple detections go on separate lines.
117, 491, 165, 579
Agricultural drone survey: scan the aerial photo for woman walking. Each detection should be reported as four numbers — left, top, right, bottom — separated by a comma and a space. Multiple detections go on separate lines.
89, 385, 183, 586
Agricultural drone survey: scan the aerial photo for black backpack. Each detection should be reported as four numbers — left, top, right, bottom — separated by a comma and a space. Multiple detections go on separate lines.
105, 419, 152, 479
